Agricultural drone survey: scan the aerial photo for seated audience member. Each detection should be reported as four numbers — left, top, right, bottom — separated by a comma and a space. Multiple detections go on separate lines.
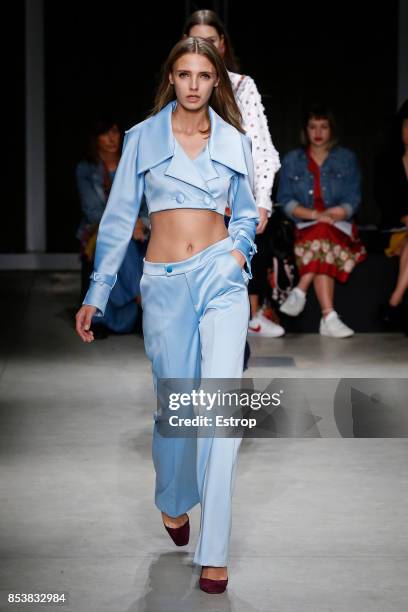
375, 100, 408, 332
277, 106, 366, 337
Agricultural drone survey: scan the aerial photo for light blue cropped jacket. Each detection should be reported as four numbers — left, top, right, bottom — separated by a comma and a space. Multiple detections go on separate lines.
83, 100, 260, 316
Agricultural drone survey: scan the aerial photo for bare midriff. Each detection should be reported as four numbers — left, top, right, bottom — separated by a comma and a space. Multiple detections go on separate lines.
146, 209, 229, 262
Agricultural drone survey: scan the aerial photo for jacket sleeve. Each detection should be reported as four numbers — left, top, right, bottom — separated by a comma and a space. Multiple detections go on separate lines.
75, 162, 105, 225
237, 76, 280, 216
338, 151, 361, 218
276, 153, 302, 221
82, 128, 144, 316
228, 133, 260, 278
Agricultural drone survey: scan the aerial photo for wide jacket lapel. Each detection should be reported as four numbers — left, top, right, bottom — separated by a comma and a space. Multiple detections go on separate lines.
133, 100, 248, 188
208, 106, 248, 176
134, 102, 175, 175
197, 146, 219, 182
164, 141, 214, 193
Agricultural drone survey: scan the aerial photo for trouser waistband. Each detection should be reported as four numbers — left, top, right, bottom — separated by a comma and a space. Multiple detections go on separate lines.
142, 235, 233, 276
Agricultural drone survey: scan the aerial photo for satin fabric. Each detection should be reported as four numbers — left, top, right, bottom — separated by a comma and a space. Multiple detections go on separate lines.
82, 100, 259, 317
96, 239, 146, 333
140, 235, 249, 566
75, 160, 146, 333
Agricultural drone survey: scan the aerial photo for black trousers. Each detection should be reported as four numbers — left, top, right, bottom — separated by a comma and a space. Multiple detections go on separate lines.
247, 228, 271, 301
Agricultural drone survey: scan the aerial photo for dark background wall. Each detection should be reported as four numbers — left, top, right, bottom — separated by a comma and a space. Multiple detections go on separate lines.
229, 4, 398, 219
3, 2, 26, 253
3, 1, 399, 253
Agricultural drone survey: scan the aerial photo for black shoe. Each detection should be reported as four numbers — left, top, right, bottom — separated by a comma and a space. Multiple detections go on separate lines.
90, 323, 109, 340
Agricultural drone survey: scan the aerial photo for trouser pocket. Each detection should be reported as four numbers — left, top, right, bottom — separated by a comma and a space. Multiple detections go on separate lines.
225, 251, 249, 285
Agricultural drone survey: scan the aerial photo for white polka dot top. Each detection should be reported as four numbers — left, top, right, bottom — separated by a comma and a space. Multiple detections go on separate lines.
229, 71, 281, 216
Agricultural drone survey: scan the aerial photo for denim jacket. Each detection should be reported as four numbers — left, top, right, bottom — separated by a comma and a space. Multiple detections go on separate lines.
75, 160, 109, 242
75, 160, 150, 244
82, 100, 260, 316
277, 146, 361, 223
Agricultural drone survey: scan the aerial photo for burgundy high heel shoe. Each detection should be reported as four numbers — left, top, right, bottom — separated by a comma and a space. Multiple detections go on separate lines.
199, 568, 228, 594
162, 514, 190, 546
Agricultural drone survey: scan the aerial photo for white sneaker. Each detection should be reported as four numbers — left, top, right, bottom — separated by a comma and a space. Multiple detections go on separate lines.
319, 311, 354, 338
279, 288, 306, 316
248, 311, 285, 337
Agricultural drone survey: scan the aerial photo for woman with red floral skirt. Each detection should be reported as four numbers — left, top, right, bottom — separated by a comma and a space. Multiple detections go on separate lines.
277, 106, 366, 337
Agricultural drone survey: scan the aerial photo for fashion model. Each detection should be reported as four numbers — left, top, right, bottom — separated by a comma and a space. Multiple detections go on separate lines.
75, 37, 259, 594
183, 9, 284, 338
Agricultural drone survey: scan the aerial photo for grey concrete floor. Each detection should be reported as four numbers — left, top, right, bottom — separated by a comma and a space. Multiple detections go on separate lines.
0, 272, 407, 612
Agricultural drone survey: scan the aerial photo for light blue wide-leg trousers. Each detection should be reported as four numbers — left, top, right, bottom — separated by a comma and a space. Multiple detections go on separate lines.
140, 235, 250, 567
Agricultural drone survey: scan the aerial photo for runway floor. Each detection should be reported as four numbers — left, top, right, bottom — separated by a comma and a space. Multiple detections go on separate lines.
0, 272, 407, 611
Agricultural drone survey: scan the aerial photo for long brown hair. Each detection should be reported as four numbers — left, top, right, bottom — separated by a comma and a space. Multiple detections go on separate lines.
182, 9, 240, 73
151, 37, 244, 134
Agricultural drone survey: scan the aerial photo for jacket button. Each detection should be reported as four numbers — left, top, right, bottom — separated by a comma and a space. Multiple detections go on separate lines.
166, 265, 172, 273
176, 193, 185, 203
204, 195, 211, 205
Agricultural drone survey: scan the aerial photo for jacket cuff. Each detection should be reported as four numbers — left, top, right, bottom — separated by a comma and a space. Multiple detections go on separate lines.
232, 232, 258, 279
282, 199, 300, 221
339, 203, 354, 218
82, 272, 117, 317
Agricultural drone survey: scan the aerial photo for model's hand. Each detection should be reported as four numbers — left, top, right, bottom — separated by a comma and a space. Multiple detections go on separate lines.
256, 207, 269, 234
230, 249, 246, 268
76, 305, 97, 343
